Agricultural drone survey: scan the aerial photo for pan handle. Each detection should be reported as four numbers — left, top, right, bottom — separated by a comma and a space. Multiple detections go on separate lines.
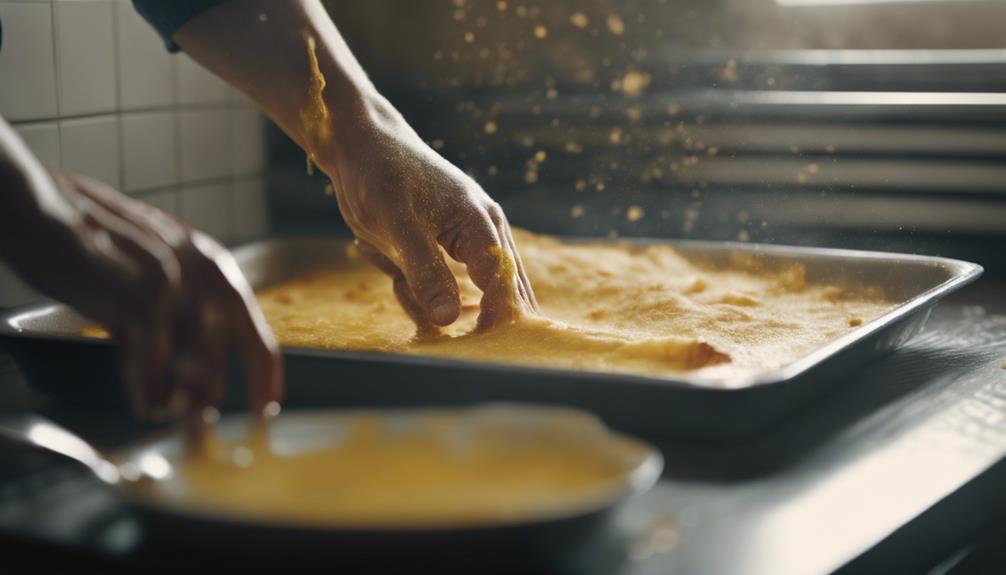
0, 414, 120, 485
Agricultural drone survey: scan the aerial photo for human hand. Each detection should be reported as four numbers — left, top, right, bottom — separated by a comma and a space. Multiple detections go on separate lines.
321, 98, 537, 332
169, 0, 535, 332
15, 171, 282, 419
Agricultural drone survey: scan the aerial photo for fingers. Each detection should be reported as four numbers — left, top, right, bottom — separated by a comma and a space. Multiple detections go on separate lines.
439, 209, 502, 291
390, 227, 461, 327
208, 242, 284, 412
69, 185, 183, 418
187, 234, 285, 415
234, 308, 284, 413
117, 322, 174, 418
175, 299, 229, 412
438, 207, 525, 330
356, 239, 430, 330
49, 171, 283, 420
487, 204, 538, 312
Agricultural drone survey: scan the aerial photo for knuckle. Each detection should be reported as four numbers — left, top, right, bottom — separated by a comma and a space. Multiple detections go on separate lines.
485, 201, 505, 225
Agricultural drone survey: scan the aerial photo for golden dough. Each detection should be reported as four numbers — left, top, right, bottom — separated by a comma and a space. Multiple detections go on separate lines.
257, 230, 892, 385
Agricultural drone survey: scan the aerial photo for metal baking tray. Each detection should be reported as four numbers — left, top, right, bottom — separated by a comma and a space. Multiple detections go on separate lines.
0, 236, 982, 443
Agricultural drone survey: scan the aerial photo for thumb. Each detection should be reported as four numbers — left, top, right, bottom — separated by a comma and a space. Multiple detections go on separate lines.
394, 228, 461, 326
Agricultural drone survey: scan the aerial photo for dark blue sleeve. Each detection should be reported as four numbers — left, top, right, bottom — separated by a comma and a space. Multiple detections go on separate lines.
132, 0, 234, 52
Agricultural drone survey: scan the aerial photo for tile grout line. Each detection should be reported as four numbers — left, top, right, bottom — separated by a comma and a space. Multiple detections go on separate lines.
46, 0, 61, 166
7, 100, 249, 126
171, 50, 183, 217
110, 0, 126, 193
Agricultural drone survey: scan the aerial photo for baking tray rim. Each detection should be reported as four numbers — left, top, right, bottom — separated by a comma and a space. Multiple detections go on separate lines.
0, 237, 984, 394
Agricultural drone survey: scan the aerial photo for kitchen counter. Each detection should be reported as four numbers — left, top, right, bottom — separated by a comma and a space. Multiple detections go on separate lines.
1, 283, 1005, 573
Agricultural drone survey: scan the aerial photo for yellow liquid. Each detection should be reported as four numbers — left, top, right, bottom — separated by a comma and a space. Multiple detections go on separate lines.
83, 230, 893, 382
132, 408, 650, 527
257, 230, 892, 384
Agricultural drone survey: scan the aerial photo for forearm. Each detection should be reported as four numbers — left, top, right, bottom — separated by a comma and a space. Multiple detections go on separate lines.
0, 119, 82, 272
173, 0, 388, 166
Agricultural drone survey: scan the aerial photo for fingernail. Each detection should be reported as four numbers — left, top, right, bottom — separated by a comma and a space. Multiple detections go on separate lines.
430, 297, 459, 325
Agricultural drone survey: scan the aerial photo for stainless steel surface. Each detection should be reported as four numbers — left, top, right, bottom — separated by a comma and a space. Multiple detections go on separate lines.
0, 415, 120, 485
2, 301, 1005, 573
0, 236, 983, 442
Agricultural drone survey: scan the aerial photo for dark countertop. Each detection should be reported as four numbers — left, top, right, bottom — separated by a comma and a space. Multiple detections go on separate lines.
1, 283, 1005, 573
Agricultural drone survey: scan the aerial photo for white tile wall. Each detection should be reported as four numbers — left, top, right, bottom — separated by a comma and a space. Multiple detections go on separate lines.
0, 0, 271, 307
121, 111, 177, 191
140, 189, 179, 216
179, 108, 230, 182
232, 178, 269, 242
14, 121, 60, 166
181, 183, 231, 240
60, 115, 121, 188
115, 0, 172, 110
0, 3, 59, 120
54, 0, 117, 116
231, 107, 265, 176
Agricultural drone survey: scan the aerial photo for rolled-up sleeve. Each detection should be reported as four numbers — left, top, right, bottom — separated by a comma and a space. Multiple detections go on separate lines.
132, 0, 234, 52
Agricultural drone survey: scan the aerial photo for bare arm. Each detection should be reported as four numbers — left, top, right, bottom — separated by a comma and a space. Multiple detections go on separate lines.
175, 0, 537, 331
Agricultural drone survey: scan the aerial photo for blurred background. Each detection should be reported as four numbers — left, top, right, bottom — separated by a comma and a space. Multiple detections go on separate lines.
2, 0, 1005, 308
275, 0, 1006, 278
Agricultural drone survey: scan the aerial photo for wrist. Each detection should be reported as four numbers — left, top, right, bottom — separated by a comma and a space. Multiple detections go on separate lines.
319, 89, 407, 176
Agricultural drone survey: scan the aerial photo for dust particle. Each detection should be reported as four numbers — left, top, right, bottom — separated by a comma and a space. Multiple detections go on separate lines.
619, 70, 652, 97
606, 14, 625, 35
570, 12, 589, 28
627, 205, 645, 222
721, 59, 738, 83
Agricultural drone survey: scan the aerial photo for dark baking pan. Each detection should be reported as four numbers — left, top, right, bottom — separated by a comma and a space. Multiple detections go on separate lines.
0, 236, 982, 443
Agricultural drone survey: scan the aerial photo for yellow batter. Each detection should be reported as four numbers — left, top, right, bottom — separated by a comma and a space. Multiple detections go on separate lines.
257, 230, 892, 384
130, 407, 653, 527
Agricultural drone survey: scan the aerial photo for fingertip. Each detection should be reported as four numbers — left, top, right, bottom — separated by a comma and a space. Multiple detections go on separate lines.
262, 351, 285, 409
429, 294, 461, 326
241, 324, 285, 413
